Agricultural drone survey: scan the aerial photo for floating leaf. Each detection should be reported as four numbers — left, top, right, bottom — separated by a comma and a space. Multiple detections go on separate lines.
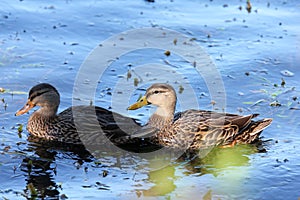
3, 89, 27, 95
271, 90, 283, 98
276, 114, 287, 118
243, 101, 254, 105
18, 124, 23, 134
250, 89, 267, 94
244, 99, 266, 107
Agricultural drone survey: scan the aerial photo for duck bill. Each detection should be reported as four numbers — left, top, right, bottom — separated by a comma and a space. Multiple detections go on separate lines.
127, 96, 149, 110
15, 100, 35, 116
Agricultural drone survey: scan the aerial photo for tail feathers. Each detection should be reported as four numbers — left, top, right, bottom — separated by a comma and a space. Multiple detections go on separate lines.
235, 118, 272, 144
249, 118, 273, 136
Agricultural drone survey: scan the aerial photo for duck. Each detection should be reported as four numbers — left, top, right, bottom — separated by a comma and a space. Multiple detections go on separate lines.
127, 83, 272, 150
15, 83, 144, 148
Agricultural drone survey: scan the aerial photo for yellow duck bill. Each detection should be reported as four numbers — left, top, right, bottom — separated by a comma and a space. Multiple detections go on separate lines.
127, 96, 149, 110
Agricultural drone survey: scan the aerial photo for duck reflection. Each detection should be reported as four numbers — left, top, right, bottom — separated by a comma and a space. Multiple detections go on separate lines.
19, 134, 265, 199
137, 144, 262, 198
183, 144, 259, 176
20, 136, 92, 199
20, 135, 160, 199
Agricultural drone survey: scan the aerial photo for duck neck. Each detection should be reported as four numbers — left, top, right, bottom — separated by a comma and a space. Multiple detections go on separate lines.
27, 106, 58, 138
29, 106, 58, 124
148, 106, 175, 130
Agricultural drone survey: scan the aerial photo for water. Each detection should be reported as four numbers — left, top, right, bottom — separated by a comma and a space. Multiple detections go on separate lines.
1, 0, 300, 199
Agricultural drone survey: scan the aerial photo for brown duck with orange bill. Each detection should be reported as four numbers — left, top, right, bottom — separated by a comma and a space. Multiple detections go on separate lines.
15, 83, 141, 146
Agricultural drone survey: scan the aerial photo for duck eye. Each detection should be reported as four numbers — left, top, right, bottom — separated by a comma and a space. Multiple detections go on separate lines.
154, 90, 159, 94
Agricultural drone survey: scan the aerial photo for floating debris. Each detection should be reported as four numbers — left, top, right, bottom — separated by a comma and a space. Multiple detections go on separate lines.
292, 96, 297, 101
127, 70, 132, 80
82, 185, 92, 188
84, 166, 88, 173
178, 85, 184, 94
17, 124, 23, 138
210, 100, 216, 106
237, 107, 243, 113
74, 161, 82, 169
246, 0, 252, 13
102, 170, 108, 177
270, 101, 281, 107
193, 61, 196, 68
281, 78, 286, 87
243, 99, 266, 107
280, 70, 294, 77
134, 78, 139, 86
199, 92, 208, 97
164, 50, 171, 56
3, 146, 11, 152
227, 74, 235, 79
0, 87, 5, 92
173, 38, 177, 45
93, 160, 102, 166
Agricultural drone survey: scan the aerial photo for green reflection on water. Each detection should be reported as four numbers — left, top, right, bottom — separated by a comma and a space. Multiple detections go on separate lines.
138, 144, 258, 198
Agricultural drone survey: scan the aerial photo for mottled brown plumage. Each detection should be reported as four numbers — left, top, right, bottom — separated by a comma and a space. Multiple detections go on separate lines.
128, 83, 272, 150
15, 83, 142, 146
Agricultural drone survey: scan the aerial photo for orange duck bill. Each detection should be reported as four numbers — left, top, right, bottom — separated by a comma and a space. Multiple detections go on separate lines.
15, 100, 35, 116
